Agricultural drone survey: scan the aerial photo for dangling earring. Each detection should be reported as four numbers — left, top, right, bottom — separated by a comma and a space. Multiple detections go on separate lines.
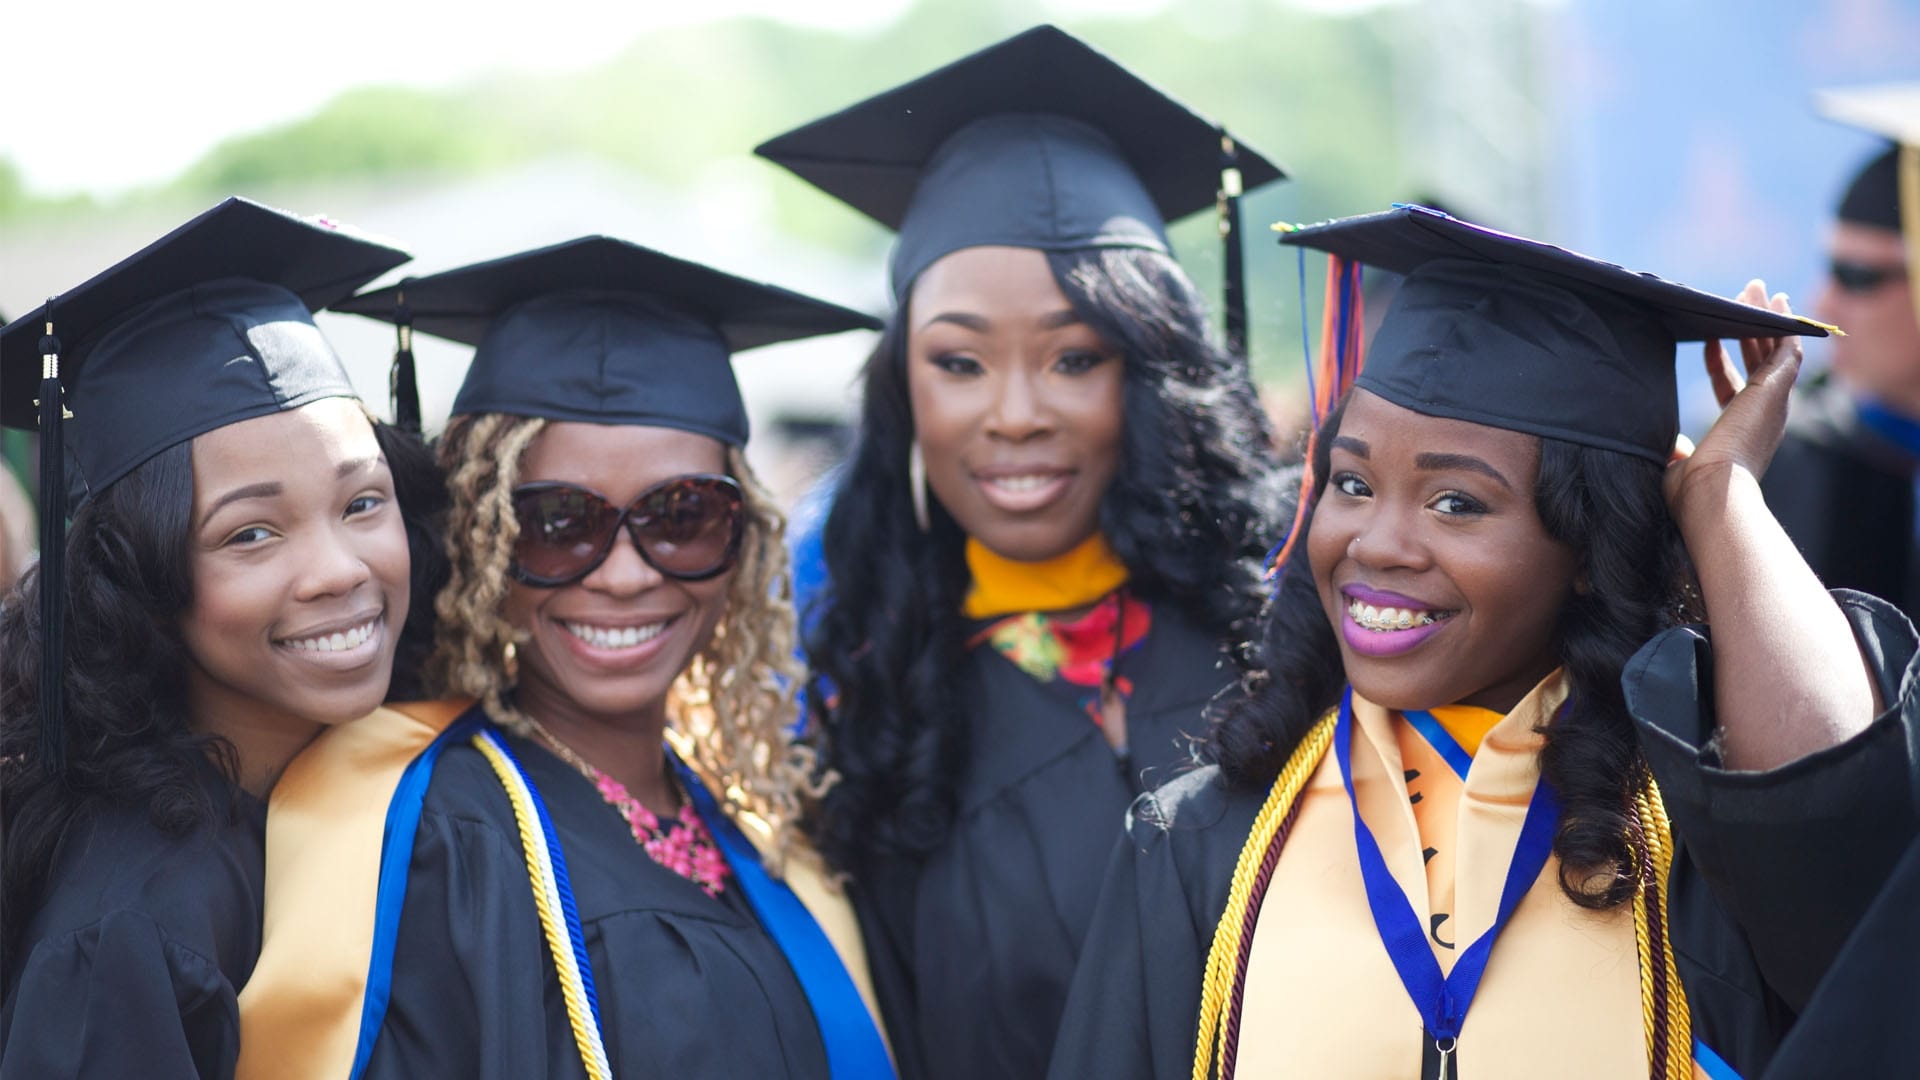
502, 639, 520, 681
909, 440, 931, 533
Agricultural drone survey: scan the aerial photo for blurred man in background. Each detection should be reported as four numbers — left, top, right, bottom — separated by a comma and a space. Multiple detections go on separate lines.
1763, 90, 1920, 624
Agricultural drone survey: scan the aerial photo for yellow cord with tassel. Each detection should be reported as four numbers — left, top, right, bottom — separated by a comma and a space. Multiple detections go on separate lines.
1191, 713, 1335, 1080
1190, 722, 1692, 1079
472, 731, 614, 1080
1633, 777, 1693, 1079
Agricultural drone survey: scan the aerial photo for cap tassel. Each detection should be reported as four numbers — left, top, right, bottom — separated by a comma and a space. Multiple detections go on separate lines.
1218, 131, 1248, 359
34, 304, 70, 776
389, 288, 422, 435
1265, 254, 1366, 583
1899, 144, 1920, 324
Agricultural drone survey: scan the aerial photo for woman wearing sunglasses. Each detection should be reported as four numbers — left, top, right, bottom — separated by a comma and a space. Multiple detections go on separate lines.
236, 237, 894, 1080
0, 199, 437, 1079
755, 27, 1291, 1080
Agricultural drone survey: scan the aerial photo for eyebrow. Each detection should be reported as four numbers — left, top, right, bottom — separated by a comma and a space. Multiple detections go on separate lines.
199, 456, 385, 530
919, 311, 989, 332
1330, 436, 1369, 458
199, 482, 282, 530
917, 310, 1083, 333
1415, 452, 1513, 490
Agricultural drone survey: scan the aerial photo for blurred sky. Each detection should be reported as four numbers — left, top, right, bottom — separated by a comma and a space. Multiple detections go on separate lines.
1, 0, 1397, 199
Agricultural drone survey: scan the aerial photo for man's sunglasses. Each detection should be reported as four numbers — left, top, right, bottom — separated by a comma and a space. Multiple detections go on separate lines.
509, 474, 745, 587
1831, 259, 1909, 295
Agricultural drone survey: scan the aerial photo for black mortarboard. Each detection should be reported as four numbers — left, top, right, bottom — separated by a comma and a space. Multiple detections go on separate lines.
754, 24, 1285, 340
333, 236, 881, 446
0, 196, 409, 775
1838, 143, 1903, 232
1280, 205, 1832, 463
0, 197, 410, 499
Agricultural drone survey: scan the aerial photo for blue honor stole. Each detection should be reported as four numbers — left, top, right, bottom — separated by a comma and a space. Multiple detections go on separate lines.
1335, 689, 1561, 1078
349, 712, 611, 1080
673, 755, 896, 1080
346, 709, 892, 1080
1353, 690, 1746, 1079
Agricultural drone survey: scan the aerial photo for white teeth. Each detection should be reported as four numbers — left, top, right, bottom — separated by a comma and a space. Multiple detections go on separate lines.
564, 621, 667, 649
284, 617, 378, 652
989, 474, 1055, 493
1345, 599, 1442, 633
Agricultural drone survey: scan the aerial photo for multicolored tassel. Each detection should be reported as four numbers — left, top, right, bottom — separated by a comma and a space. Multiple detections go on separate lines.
1263, 243, 1366, 582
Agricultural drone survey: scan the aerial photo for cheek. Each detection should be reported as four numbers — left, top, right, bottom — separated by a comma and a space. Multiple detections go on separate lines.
1304, 504, 1347, 590
908, 392, 984, 510
908, 380, 977, 463
369, 516, 413, 604
180, 558, 273, 659
1477, 536, 1575, 635
688, 575, 732, 630
502, 579, 540, 634
668, 574, 735, 663
1078, 383, 1126, 468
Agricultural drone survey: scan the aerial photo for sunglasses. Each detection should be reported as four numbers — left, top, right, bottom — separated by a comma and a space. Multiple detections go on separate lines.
1830, 259, 1910, 295
509, 474, 745, 587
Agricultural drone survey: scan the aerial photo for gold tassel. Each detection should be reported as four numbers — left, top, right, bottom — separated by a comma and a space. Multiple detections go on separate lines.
1899, 144, 1920, 326
1634, 778, 1693, 1078
1190, 723, 1695, 1079
1191, 713, 1336, 1080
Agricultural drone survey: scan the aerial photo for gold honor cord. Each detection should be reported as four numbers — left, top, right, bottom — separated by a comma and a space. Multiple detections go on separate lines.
1901, 144, 1920, 325
1189, 716, 1692, 1080
471, 731, 615, 1080
1632, 778, 1693, 1079
1191, 713, 1335, 1080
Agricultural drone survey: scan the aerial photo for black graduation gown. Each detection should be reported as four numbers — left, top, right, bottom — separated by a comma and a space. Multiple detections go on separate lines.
855, 605, 1235, 1080
1762, 375, 1920, 623
1047, 592, 1920, 1080
1760, 834, 1920, 1079
361, 725, 832, 1079
0, 760, 266, 1080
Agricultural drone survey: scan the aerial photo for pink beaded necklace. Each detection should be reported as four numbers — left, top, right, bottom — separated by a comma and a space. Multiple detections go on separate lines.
525, 719, 731, 898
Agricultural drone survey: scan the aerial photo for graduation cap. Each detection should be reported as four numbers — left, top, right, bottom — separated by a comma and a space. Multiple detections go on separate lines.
332, 235, 882, 445
753, 24, 1285, 352
1818, 83, 1920, 317
0, 196, 410, 774
1279, 205, 1833, 464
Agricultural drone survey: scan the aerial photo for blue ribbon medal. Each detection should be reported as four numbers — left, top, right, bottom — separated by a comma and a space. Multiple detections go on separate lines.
1334, 688, 1561, 1079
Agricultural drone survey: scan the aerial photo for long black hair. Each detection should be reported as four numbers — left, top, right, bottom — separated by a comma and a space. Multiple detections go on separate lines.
803, 246, 1292, 874
1210, 396, 1698, 908
378, 421, 449, 702
0, 416, 444, 957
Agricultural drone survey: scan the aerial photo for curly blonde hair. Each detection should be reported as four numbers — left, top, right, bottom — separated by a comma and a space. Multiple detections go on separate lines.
429, 412, 826, 865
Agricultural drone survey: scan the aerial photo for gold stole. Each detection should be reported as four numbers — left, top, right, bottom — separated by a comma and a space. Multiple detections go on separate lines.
235, 703, 890, 1076
1225, 675, 1706, 1079
664, 728, 894, 1064
235, 699, 469, 1080
959, 533, 1129, 620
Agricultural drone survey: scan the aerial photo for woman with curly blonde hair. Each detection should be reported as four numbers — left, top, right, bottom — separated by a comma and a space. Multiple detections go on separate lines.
234, 237, 893, 1080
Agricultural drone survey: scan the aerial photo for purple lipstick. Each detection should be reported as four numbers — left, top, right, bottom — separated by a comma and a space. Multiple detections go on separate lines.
1337, 584, 1457, 658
